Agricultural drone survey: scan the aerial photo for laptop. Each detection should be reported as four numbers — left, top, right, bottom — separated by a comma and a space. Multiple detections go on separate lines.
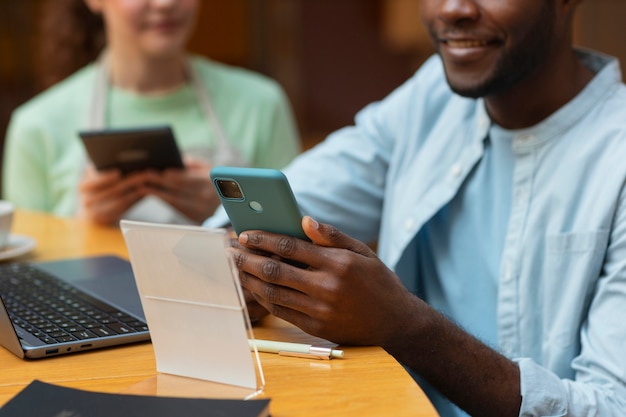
0, 255, 149, 359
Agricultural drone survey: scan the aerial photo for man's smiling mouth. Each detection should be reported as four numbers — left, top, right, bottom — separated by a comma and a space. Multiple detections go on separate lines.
445, 39, 491, 48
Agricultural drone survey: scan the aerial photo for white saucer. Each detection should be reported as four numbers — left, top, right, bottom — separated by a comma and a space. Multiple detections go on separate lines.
0, 234, 36, 261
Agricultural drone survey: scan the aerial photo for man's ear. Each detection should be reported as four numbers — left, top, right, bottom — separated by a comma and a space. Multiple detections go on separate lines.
83, 0, 103, 14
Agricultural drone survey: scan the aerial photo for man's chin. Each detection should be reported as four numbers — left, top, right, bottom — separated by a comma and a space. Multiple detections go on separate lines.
447, 82, 488, 99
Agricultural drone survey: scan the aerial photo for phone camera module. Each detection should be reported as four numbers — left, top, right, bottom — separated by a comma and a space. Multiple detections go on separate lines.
216, 179, 244, 199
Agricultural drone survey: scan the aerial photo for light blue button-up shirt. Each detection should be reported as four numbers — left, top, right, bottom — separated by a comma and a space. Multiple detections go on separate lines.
205, 50, 626, 416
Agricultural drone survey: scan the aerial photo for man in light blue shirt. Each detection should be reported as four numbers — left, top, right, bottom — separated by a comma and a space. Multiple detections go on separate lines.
211, 1, 626, 416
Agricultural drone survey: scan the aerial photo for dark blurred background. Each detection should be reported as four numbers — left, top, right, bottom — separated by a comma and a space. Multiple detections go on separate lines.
1, 0, 625, 196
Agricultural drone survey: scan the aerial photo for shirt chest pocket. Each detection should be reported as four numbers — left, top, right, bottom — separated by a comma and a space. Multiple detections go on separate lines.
541, 230, 609, 353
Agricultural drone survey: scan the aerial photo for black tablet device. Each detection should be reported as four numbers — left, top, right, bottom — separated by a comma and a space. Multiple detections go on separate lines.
79, 126, 184, 175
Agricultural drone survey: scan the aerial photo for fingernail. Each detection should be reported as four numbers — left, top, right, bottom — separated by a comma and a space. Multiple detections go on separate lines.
239, 232, 248, 244
307, 216, 319, 229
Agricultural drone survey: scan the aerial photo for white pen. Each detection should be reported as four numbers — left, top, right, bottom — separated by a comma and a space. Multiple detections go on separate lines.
249, 339, 344, 360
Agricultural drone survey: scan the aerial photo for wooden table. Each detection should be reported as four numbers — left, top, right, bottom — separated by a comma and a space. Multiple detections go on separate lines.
0, 210, 438, 416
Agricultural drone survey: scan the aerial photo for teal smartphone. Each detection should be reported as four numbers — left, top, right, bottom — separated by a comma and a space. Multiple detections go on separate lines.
210, 166, 308, 240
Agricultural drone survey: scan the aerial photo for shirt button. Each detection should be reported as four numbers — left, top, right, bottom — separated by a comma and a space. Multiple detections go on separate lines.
503, 262, 513, 282
479, 117, 489, 129
450, 163, 462, 178
404, 218, 415, 231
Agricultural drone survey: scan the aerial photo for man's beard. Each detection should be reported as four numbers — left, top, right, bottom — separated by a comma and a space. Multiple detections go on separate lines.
444, 3, 557, 99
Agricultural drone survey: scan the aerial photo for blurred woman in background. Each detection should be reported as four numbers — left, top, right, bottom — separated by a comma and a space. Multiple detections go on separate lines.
3, 0, 300, 225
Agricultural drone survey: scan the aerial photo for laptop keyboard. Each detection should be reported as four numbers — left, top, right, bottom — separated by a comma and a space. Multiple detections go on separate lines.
0, 263, 148, 345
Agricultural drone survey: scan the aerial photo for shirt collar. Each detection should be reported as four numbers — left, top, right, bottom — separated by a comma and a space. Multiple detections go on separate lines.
475, 49, 622, 152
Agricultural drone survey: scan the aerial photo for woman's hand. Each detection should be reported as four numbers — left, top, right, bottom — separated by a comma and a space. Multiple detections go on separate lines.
140, 156, 220, 224
79, 164, 148, 225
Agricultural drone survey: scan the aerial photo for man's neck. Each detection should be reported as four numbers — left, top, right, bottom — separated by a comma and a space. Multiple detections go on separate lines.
107, 50, 188, 95
485, 50, 595, 130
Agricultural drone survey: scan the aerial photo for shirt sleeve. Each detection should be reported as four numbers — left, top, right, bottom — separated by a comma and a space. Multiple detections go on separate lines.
251, 84, 301, 170
2, 111, 50, 211
280, 60, 440, 243
282, 98, 400, 243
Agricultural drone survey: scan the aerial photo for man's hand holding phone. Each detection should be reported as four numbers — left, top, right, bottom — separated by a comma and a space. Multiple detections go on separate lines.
228, 216, 419, 347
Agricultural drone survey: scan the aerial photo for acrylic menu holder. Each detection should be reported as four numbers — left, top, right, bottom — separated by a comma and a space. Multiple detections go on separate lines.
120, 220, 265, 400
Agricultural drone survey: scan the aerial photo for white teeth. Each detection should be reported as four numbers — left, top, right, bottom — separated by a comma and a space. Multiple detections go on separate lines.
446, 40, 488, 48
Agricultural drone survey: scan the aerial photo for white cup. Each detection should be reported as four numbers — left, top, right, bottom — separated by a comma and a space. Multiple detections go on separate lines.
0, 201, 14, 249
